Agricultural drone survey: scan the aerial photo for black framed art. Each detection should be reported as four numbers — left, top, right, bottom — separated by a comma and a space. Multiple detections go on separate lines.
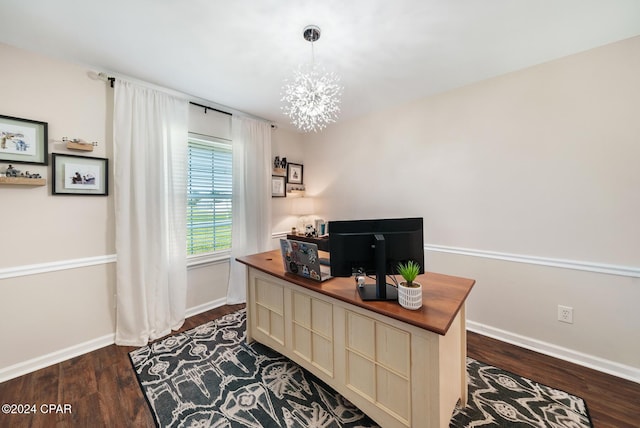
52, 153, 108, 196
287, 163, 303, 185
0, 114, 48, 165
272, 175, 286, 197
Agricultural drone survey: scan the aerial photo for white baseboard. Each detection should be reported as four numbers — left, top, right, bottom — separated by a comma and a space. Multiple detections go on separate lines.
185, 297, 228, 318
0, 333, 115, 383
0, 298, 231, 383
467, 320, 640, 384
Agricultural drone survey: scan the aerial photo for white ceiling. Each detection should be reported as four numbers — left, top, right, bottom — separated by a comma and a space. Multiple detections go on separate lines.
1, 0, 639, 130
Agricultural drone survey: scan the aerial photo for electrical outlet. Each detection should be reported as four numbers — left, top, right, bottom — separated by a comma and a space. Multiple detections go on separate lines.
558, 305, 573, 324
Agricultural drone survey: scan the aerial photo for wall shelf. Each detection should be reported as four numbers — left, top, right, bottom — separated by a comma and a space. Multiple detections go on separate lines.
0, 177, 46, 186
66, 141, 94, 151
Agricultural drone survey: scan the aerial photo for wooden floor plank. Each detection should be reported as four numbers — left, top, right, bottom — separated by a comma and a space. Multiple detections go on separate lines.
0, 304, 637, 428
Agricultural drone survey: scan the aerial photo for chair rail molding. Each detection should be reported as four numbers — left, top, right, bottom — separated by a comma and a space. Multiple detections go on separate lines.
0, 254, 117, 280
270, 234, 639, 277
425, 244, 639, 278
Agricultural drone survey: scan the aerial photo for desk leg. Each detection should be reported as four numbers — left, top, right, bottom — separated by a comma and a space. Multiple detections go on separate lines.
460, 303, 467, 407
245, 267, 254, 344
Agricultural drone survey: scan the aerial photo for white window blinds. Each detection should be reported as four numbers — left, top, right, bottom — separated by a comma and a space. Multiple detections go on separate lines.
187, 135, 232, 255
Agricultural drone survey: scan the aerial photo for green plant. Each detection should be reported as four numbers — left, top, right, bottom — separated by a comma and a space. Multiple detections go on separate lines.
396, 260, 421, 287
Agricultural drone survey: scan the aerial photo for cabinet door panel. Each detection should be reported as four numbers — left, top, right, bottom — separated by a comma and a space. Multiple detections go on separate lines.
252, 275, 285, 345
293, 292, 311, 327
377, 366, 410, 421
312, 334, 333, 375
311, 299, 332, 337
346, 312, 375, 358
294, 324, 312, 360
346, 351, 375, 399
376, 323, 410, 376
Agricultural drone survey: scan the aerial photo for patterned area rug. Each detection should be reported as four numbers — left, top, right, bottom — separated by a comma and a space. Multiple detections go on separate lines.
129, 309, 592, 428
450, 359, 592, 427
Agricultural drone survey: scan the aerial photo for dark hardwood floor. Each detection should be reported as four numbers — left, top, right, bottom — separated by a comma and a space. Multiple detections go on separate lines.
0, 304, 637, 428
467, 332, 640, 428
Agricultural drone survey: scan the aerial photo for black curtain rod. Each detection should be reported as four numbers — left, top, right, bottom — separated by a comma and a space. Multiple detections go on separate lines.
104, 78, 276, 128
189, 101, 232, 116
190, 101, 277, 129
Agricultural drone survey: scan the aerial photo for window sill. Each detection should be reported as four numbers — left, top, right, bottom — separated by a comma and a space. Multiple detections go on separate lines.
187, 251, 231, 268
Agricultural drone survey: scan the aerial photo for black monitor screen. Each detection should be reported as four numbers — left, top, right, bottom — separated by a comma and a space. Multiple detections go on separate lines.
329, 217, 424, 278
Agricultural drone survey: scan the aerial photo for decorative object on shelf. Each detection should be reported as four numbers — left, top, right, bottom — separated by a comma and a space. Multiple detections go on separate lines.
0, 114, 48, 165
304, 224, 316, 237
2, 164, 41, 178
396, 260, 423, 310
281, 25, 343, 133
62, 137, 98, 152
52, 153, 108, 196
314, 219, 327, 237
272, 156, 287, 176
4, 164, 19, 177
271, 175, 286, 198
287, 162, 303, 184
0, 164, 46, 185
273, 156, 287, 169
286, 184, 305, 193
291, 196, 314, 231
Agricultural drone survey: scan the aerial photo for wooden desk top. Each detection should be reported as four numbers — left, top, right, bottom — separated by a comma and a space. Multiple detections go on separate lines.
237, 249, 475, 336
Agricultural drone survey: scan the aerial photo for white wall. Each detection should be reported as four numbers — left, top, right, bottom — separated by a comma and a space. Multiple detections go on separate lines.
271, 127, 305, 239
302, 36, 640, 380
0, 42, 116, 378
2, 34, 638, 383
0, 44, 235, 380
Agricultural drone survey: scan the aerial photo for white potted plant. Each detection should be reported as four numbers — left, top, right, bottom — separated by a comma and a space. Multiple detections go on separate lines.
396, 260, 423, 310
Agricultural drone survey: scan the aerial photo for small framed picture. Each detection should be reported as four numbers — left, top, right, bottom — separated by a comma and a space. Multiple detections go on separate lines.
0, 114, 48, 165
52, 153, 108, 196
287, 163, 303, 185
314, 219, 328, 236
272, 175, 286, 197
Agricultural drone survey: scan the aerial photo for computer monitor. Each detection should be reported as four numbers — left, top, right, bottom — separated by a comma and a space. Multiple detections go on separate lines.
329, 217, 424, 301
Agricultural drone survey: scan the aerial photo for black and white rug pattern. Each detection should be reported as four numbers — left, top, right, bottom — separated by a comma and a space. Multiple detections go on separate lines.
450, 359, 591, 427
129, 309, 592, 428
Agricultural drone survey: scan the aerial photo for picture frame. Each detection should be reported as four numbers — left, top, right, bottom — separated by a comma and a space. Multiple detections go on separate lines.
272, 175, 286, 197
0, 114, 48, 165
287, 163, 303, 185
52, 153, 108, 196
314, 219, 328, 236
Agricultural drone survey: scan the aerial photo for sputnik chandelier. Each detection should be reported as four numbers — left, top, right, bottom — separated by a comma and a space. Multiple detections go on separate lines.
281, 25, 343, 133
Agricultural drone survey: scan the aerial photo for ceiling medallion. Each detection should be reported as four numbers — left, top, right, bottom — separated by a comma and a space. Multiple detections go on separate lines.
281, 25, 343, 133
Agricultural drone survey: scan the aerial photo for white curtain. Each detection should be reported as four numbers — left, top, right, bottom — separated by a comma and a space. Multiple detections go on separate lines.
113, 80, 189, 346
227, 115, 272, 303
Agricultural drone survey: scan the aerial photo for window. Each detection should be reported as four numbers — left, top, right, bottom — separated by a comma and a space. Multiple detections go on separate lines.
187, 134, 232, 255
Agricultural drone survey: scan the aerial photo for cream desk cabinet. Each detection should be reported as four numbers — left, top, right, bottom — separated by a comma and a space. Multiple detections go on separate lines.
237, 250, 475, 428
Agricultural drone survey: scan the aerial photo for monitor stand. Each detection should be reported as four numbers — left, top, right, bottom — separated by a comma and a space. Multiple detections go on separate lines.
355, 234, 398, 301
357, 283, 398, 301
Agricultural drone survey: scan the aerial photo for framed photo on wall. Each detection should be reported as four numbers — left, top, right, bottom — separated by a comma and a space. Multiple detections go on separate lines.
287, 163, 303, 185
272, 175, 286, 197
0, 114, 48, 165
52, 153, 108, 196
